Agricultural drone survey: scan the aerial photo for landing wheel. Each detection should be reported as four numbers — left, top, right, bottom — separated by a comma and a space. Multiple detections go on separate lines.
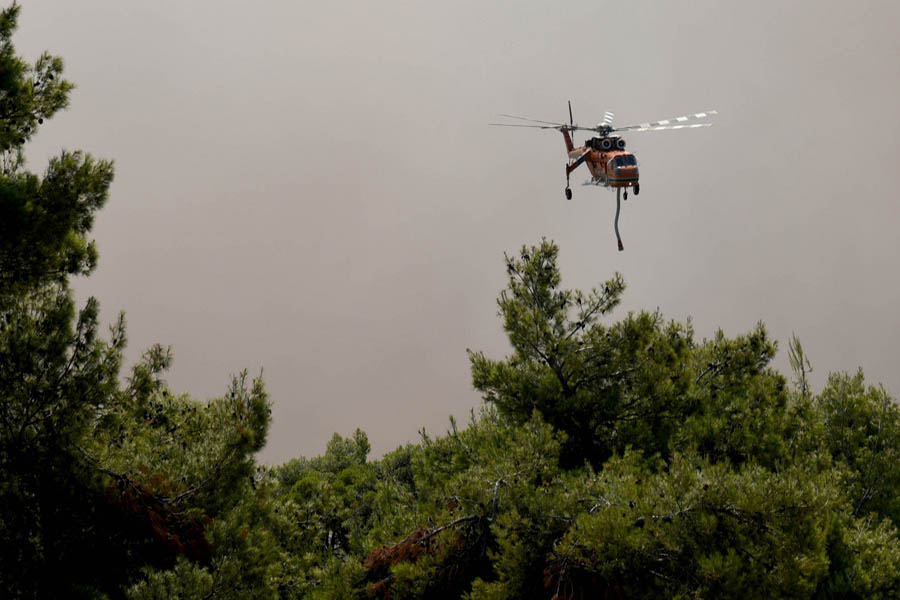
634, 183, 640, 196
623, 189, 628, 200
565, 187, 572, 200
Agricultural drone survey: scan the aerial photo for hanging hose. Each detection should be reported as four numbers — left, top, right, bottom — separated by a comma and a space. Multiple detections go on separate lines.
615, 188, 624, 251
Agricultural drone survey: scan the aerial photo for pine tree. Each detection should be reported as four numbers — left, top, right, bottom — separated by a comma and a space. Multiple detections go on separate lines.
306, 240, 900, 600
0, 6, 279, 596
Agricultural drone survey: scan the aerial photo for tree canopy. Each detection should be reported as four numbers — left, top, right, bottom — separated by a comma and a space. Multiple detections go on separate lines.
1, 5, 273, 597
3, 4, 900, 598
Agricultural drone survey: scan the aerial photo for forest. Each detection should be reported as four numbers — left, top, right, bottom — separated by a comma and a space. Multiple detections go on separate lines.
3, 4, 900, 598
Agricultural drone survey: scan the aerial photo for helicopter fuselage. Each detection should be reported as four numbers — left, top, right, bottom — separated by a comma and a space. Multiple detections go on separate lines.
561, 128, 638, 188
573, 148, 638, 188
491, 103, 715, 251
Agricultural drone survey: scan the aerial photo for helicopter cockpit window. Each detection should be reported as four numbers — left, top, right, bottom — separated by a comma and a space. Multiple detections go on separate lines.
614, 154, 637, 166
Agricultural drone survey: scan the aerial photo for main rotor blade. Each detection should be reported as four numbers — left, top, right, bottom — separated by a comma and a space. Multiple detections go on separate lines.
497, 113, 565, 127
619, 122, 713, 133
489, 122, 558, 129
613, 110, 717, 132
568, 101, 574, 128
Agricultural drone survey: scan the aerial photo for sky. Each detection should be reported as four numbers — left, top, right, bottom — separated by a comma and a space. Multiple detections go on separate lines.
17, 0, 900, 463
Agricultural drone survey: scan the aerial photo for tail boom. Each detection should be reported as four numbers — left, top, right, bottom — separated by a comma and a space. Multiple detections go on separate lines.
561, 126, 575, 153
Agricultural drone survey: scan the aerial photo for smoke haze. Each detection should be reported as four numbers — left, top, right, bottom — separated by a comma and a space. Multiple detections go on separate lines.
18, 0, 900, 462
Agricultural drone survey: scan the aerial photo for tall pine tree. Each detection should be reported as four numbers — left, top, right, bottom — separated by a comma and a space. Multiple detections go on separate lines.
0, 5, 276, 597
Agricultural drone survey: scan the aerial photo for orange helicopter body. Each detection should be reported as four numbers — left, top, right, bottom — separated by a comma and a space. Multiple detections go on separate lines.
561, 127, 639, 189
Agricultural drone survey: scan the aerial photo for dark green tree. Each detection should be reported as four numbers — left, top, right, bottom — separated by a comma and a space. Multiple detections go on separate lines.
816, 370, 900, 523
0, 5, 278, 597
0, 4, 110, 293
308, 240, 900, 600
0, 4, 120, 595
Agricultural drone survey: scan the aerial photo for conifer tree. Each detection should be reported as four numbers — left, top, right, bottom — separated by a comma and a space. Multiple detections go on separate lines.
313, 240, 900, 600
0, 6, 278, 596
0, 4, 120, 595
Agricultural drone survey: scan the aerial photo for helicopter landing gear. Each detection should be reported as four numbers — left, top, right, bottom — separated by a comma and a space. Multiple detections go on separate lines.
615, 188, 624, 252
623, 189, 628, 201
565, 187, 572, 200
634, 183, 640, 196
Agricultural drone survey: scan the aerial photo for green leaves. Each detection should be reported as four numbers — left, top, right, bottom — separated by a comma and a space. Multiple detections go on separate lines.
0, 8, 126, 595
0, 4, 72, 156
677, 324, 792, 468
0, 287, 125, 596
0, 151, 114, 292
553, 454, 837, 598
0, 9, 284, 596
456, 239, 900, 598
474, 240, 696, 467
816, 370, 900, 523
93, 369, 270, 512
495, 240, 624, 377
0, 4, 98, 294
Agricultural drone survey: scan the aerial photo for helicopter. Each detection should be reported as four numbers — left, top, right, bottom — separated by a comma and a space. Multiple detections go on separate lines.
491, 102, 717, 251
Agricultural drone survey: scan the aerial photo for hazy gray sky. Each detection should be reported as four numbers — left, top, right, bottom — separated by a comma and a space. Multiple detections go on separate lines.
18, 1, 900, 463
